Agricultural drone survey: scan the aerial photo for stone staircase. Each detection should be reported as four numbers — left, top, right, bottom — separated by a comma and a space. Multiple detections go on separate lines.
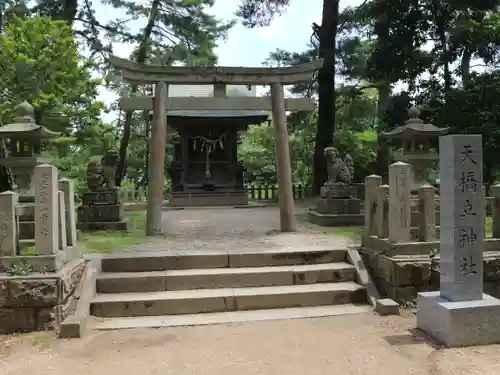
89, 248, 372, 330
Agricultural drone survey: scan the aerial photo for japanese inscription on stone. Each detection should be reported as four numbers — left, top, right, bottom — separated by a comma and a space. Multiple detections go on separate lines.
34, 164, 58, 255
439, 135, 484, 302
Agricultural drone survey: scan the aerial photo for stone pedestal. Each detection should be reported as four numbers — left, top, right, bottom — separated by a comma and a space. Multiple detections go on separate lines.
308, 183, 363, 226
77, 189, 128, 232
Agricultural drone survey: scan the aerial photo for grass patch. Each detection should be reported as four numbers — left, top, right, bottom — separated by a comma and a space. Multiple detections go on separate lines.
80, 211, 153, 254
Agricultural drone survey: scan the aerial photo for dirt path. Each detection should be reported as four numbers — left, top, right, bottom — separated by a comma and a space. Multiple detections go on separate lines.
128, 205, 354, 252
1, 312, 500, 375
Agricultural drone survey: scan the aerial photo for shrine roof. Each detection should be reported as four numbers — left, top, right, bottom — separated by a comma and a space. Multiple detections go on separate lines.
167, 84, 269, 119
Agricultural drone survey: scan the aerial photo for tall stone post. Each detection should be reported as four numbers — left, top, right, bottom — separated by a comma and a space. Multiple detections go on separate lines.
34, 164, 58, 255
270, 83, 296, 232
418, 184, 436, 241
0, 191, 18, 256
439, 135, 484, 301
146, 82, 168, 236
364, 174, 382, 237
388, 162, 411, 242
58, 178, 77, 246
58, 191, 67, 250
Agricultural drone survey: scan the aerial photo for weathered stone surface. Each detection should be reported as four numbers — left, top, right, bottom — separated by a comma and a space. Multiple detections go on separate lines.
0, 280, 8, 305
439, 134, 484, 302
0, 307, 35, 333
82, 190, 120, 206
77, 204, 124, 222
316, 197, 360, 215
7, 279, 59, 306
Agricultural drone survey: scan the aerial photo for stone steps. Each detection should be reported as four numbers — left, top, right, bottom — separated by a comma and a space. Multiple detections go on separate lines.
89, 247, 371, 326
96, 262, 356, 293
91, 282, 367, 318
91, 304, 372, 330
100, 248, 346, 273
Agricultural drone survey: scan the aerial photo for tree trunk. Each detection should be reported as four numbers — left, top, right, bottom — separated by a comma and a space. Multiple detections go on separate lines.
312, 0, 340, 194
115, 0, 159, 187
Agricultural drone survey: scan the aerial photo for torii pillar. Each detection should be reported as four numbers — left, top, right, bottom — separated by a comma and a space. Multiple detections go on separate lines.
271, 83, 296, 232
146, 82, 168, 236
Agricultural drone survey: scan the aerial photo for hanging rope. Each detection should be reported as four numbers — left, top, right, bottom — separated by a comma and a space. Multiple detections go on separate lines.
192, 133, 227, 179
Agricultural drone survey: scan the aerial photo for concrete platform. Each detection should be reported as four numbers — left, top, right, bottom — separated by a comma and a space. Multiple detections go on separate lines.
417, 291, 500, 347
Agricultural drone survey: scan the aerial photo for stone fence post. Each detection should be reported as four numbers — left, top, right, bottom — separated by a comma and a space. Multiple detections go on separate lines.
388, 162, 411, 242
491, 183, 500, 238
58, 191, 67, 250
0, 191, 18, 256
58, 178, 77, 246
34, 164, 58, 255
418, 184, 436, 242
376, 185, 389, 238
364, 174, 382, 238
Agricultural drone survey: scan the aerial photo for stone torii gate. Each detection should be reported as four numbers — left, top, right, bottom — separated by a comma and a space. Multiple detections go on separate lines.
109, 55, 323, 236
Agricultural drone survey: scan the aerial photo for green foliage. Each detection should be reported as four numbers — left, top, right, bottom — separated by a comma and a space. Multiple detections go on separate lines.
0, 16, 103, 132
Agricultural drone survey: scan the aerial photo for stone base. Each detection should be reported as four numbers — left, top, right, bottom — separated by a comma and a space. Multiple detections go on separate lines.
0, 246, 82, 273
0, 258, 85, 333
77, 220, 129, 232
170, 189, 248, 207
417, 291, 500, 347
308, 211, 364, 226
316, 197, 361, 215
77, 204, 124, 222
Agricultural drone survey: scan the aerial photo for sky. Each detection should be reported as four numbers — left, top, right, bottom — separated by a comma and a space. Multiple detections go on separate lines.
95, 0, 364, 122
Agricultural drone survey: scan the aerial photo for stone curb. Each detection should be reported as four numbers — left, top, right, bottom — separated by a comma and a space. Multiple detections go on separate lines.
59, 258, 101, 338
346, 246, 380, 308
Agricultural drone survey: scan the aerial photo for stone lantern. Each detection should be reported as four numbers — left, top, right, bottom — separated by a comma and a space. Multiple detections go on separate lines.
381, 107, 449, 192
0, 101, 60, 200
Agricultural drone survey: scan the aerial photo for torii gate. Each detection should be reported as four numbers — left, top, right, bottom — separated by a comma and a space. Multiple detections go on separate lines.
109, 56, 323, 236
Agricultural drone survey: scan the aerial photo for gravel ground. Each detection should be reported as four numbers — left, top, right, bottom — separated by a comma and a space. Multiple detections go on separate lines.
1, 312, 500, 375
127, 205, 354, 252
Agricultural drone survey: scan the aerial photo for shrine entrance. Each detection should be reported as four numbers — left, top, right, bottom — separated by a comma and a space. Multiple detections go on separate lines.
109, 56, 322, 236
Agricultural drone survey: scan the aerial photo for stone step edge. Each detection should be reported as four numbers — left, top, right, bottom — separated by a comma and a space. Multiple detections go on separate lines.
92, 282, 365, 303
91, 304, 373, 331
97, 262, 355, 279
98, 247, 347, 260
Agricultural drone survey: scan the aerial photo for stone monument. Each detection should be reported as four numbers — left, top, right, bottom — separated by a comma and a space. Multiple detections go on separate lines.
308, 147, 363, 226
417, 134, 500, 347
77, 151, 128, 231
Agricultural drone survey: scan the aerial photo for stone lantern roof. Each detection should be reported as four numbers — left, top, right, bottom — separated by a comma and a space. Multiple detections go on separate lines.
381, 107, 449, 140
0, 101, 60, 138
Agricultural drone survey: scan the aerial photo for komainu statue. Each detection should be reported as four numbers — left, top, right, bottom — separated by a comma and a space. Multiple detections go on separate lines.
324, 147, 354, 185
86, 151, 120, 191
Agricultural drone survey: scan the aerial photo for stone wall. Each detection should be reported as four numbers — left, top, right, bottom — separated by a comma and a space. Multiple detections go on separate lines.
0, 259, 85, 333
0, 164, 84, 333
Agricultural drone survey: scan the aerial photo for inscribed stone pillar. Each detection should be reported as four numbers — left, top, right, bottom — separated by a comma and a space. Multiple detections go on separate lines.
34, 164, 58, 255
270, 83, 296, 232
146, 81, 168, 236
376, 185, 389, 238
491, 183, 500, 238
439, 134, 483, 302
58, 178, 77, 246
58, 191, 67, 250
418, 184, 436, 241
0, 191, 18, 256
388, 162, 411, 242
364, 175, 382, 237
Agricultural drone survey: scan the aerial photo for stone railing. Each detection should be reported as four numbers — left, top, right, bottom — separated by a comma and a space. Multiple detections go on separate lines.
363, 163, 500, 255
0, 164, 78, 267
